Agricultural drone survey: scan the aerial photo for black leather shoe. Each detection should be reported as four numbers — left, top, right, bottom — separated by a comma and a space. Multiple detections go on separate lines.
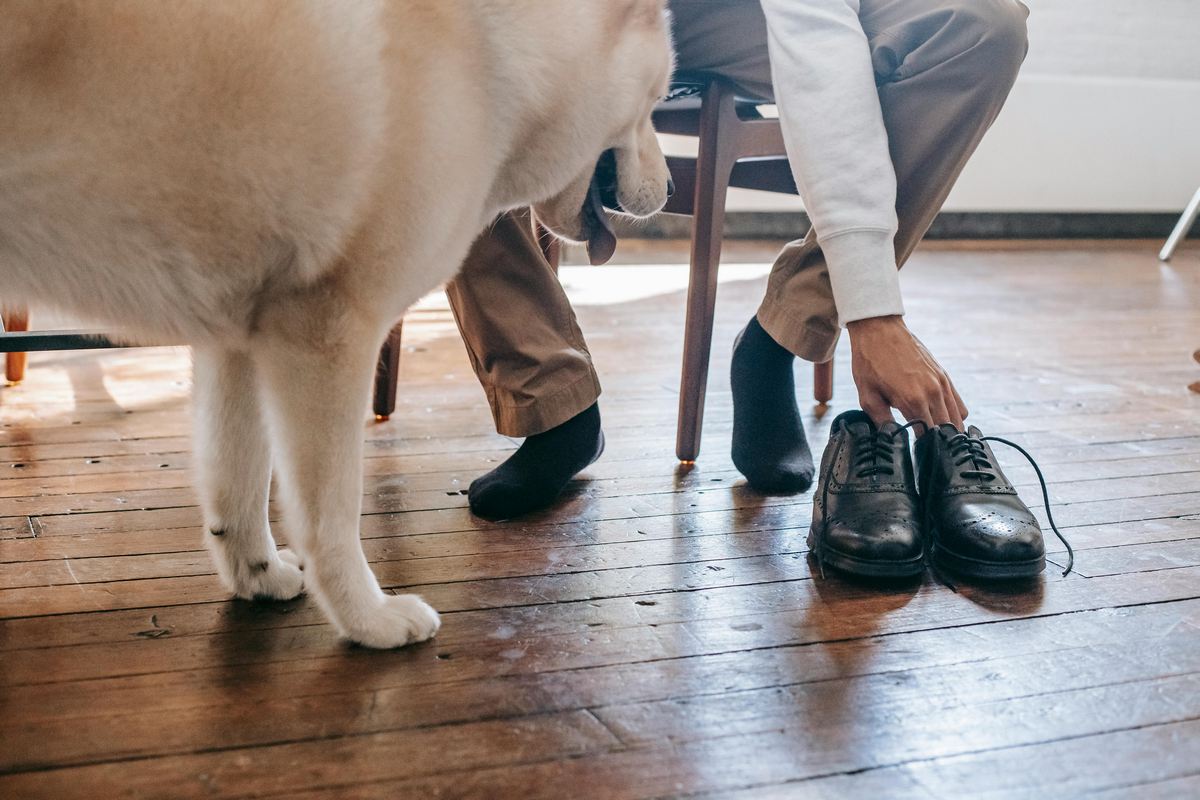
808, 410, 924, 578
915, 425, 1046, 579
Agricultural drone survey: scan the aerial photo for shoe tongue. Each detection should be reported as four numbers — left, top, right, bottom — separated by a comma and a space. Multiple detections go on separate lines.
832, 409, 873, 435
834, 409, 896, 438
877, 420, 905, 437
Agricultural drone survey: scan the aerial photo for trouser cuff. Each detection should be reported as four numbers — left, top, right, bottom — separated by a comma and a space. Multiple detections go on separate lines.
489, 371, 602, 438
755, 301, 842, 364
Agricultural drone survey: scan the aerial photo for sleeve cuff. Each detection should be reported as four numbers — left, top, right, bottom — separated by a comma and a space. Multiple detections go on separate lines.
819, 228, 904, 326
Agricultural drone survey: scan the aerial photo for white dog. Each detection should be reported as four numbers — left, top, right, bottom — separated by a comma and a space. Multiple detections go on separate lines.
0, 0, 674, 647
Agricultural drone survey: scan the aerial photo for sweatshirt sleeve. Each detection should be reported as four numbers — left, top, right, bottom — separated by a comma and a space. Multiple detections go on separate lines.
758, 0, 904, 324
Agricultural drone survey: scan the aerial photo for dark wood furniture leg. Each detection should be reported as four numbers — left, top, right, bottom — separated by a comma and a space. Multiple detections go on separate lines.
676, 84, 739, 463
372, 321, 404, 421
814, 360, 834, 406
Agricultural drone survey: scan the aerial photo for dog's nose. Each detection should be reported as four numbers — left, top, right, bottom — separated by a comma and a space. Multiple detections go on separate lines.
666, 178, 675, 198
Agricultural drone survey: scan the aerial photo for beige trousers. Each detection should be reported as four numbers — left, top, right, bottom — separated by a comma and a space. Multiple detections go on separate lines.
448, 0, 1029, 437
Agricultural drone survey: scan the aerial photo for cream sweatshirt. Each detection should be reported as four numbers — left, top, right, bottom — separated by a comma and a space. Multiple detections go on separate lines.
759, 0, 904, 324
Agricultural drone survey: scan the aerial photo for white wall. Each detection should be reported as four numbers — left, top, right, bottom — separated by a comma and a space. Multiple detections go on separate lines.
720, 0, 1200, 214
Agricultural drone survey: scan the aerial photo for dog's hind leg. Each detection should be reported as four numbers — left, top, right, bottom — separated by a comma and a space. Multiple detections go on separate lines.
254, 329, 440, 648
193, 347, 305, 601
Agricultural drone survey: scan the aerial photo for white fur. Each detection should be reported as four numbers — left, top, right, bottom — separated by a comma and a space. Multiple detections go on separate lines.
0, 0, 673, 648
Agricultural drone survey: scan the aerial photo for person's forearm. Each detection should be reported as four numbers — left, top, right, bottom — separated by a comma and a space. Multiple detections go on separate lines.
758, 0, 902, 324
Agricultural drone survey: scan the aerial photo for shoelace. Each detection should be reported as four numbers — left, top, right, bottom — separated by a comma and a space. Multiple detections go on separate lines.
978, 434, 1075, 577
853, 421, 922, 478
947, 433, 997, 481
936, 431, 1074, 577
815, 420, 923, 577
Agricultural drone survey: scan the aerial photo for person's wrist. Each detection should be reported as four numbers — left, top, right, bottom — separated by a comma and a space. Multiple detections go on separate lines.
847, 314, 906, 340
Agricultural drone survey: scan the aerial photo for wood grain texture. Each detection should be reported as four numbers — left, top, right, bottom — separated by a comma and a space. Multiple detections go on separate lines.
0, 240, 1197, 798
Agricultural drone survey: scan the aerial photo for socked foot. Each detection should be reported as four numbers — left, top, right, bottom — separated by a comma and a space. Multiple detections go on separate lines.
468, 403, 605, 520
731, 316, 815, 493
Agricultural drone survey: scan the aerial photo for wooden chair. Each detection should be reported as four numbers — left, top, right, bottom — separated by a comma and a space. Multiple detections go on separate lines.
652, 78, 833, 462
371, 78, 835, 461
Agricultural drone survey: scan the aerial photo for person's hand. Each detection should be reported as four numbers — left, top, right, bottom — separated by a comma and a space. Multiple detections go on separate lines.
846, 315, 967, 432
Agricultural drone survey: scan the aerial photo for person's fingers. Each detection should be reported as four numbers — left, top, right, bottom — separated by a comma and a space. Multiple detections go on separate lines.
946, 400, 965, 431
949, 379, 969, 422
859, 386, 894, 428
927, 391, 954, 429
940, 375, 965, 430
898, 399, 933, 436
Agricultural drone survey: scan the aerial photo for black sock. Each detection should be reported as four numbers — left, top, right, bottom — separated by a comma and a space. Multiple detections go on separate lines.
468, 403, 605, 520
730, 316, 815, 493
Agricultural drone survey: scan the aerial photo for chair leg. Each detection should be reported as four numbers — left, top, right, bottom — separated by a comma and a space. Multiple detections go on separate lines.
813, 360, 833, 405
1160, 186, 1200, 262
372, 321, 404, 421
812, 359, 834, 419
676, 85, 740, 463
3, 307, 29, 384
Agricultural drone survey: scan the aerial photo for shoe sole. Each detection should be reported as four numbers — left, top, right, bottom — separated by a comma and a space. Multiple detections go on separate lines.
932, 541, 1045, 580
807, 526, 925, 579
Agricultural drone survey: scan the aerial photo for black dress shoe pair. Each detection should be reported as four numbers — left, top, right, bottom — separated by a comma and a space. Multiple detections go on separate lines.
809, 410, 1073, 581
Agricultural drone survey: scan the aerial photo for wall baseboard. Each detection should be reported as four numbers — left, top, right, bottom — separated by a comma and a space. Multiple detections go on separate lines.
612, 211, 1196, 241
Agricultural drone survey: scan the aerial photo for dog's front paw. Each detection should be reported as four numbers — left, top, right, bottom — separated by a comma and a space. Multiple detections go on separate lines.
213, 548, 306, 602
344, 594, 441, 649
238, 553, 305, 601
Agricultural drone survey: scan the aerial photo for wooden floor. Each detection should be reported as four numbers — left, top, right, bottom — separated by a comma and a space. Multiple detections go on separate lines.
1, 240, 1198, 799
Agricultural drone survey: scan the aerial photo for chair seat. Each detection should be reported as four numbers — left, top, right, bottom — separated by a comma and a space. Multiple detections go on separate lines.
664, 76, 767, 113
656, 77, 770, 142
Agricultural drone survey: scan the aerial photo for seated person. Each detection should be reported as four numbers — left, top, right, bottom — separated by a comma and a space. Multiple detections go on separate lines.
444, 0, 1056, 579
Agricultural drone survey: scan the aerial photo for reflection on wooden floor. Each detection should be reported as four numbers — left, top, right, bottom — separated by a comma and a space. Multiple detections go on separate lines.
1, 240, 1198, 798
